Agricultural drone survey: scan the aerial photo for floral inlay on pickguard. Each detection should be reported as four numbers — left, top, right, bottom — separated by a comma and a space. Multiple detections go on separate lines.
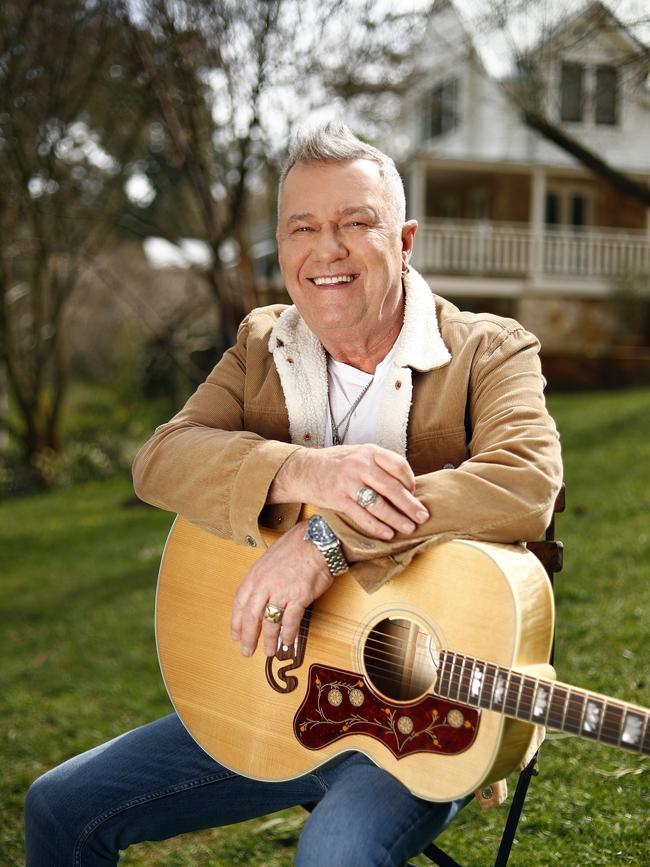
293, 664, 479, 759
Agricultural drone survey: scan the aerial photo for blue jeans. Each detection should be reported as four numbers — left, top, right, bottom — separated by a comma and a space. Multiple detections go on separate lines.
25, 713, 471, 866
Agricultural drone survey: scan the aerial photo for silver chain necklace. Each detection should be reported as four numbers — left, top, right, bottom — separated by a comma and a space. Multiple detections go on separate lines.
328, 375, 375, 446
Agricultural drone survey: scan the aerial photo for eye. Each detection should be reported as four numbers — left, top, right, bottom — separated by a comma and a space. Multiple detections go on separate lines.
345, 221, 366, 229
293, 225, 314, 234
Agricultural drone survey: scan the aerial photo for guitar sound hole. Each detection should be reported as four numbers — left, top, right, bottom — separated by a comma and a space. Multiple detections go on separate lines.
363, 617, 437, 702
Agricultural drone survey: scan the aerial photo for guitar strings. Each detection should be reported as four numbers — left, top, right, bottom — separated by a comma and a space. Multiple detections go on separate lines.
279, 617, 645, 743
284, 615, 645, 741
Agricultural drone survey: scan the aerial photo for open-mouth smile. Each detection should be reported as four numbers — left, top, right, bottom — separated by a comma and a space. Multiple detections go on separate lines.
308, 274, 359, 286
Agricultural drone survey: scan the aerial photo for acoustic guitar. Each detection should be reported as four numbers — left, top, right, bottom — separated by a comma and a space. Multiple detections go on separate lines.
156, 516, 649, 802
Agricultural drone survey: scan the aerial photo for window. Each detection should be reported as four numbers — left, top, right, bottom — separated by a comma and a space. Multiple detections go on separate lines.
545, 189, 591, 227
559, 63, 620, 126
428, 78, 459, 139
560, 63, 585, 122
595, 65, 618, 125
545, 192, 560, 226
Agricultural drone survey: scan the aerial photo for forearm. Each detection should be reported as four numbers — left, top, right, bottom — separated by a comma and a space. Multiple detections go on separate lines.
267, 446, 313, 505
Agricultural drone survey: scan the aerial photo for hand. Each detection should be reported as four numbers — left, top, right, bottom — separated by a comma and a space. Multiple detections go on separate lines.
269, 444, 429, 540
230, 521, 333, 657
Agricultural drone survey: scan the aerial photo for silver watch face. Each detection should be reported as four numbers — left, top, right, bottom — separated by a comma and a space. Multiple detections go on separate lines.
306, 515, 336, 546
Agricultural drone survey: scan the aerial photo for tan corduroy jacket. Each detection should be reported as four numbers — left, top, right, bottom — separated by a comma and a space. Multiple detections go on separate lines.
133, 268, 563, 810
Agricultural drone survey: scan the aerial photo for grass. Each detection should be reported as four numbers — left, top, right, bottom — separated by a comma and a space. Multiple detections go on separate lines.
2, 388, 649, 866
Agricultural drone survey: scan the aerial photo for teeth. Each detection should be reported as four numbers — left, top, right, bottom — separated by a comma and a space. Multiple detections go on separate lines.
312, 275, 354, 285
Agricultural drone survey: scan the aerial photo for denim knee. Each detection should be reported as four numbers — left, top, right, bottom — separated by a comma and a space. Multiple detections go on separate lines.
25, 768, 76, 864
296, 818, 395, 867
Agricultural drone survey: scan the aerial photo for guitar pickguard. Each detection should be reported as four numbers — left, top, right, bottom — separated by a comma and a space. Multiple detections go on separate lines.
294, 664, 479, 759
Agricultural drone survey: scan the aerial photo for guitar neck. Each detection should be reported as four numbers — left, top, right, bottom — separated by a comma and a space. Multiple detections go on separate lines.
437, 650, 650, 755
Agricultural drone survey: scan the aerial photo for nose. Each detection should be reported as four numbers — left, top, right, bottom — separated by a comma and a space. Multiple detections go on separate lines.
313, 224, 348, 262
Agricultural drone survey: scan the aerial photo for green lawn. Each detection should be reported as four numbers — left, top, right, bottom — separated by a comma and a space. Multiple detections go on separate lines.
2, 389, 649, 866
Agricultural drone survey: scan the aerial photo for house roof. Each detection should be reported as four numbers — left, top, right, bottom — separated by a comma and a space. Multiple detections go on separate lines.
456, 0, 649, 79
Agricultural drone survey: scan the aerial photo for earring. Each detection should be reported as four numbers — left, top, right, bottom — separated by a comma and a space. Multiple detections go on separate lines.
401, 260, 410, 275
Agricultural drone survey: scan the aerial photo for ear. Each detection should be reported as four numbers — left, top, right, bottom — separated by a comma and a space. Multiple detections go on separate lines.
401, 220, 418, 271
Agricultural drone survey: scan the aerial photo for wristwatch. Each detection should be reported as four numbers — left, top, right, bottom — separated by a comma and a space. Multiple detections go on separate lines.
304, 514, 349, 576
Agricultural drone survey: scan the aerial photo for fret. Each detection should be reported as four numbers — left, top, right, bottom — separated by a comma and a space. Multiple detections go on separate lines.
437, 651, 452, 698
480, 663, 496, 711
468, 659, 486, 709
531, 678, 551, 724
444, 650, 459, 700
563, 689, 586, 735
620, 710, 646, 751
459, 655, 475, 705
518, 675, 535, 721
596, 695, 607, 742
546, 683, 568, 730
504, 671, 523, 718
455, 655, 467, 702
491, 666, 507, 711
641, 712, 650, 755
598, 701, 625, 748
579, 694, 603, 740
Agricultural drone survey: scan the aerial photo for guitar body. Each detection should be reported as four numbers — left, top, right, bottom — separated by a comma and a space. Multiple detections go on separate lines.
156, 517, 555, 802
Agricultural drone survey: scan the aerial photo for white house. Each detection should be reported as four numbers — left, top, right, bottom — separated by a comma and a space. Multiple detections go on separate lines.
394, 0, 650, 354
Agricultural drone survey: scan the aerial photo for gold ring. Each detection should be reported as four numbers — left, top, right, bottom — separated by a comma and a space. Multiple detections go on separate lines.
263, 603, 284, 624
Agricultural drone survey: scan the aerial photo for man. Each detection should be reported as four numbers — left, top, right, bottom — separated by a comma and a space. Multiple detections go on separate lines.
25, 122, 562, 866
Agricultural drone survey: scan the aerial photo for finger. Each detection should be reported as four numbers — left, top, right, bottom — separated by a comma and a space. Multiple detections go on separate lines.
362, 493, 418, 535
344, 500, 396, 540
238, 603, 264, 657
278, 601, 306, 648
373, 448, 416, 492
262, 617, 283, 657
230, 591, 247, 641
366, 473, 429, 525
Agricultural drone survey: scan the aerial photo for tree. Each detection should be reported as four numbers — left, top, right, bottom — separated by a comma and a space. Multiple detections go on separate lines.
0, 0, 150, 459
1, 0, 438, 463
118, 0, 438, 348
469, 0, 650, 207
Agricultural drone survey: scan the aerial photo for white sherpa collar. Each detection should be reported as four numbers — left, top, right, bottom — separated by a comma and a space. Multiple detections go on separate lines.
268, 267, 451, 371
392, 267, 451, 370
267, 269, 451, 450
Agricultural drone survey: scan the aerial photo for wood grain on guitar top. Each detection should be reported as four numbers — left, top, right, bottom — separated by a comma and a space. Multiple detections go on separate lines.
156, 515, 555, 802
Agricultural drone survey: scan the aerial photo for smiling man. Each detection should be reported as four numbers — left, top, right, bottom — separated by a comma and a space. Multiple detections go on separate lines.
25, 122, 562, 866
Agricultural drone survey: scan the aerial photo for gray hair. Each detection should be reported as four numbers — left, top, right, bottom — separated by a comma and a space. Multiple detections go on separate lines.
278, 121, 406, 225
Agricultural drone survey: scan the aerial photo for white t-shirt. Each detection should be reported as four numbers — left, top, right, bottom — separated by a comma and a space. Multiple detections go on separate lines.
325, 339, 400, 447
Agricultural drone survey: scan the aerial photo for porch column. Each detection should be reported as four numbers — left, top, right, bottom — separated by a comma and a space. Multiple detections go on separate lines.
529, 166, 546, 282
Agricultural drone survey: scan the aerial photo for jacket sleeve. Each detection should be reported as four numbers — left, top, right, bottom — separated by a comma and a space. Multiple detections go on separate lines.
132, 315, 301, 548
322, 325, 563, 593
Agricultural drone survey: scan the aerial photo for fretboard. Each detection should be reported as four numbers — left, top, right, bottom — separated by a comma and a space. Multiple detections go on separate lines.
437, 649, 649, 755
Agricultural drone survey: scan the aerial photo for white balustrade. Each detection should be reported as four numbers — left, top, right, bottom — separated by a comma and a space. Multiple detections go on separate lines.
414, 219, 650, 280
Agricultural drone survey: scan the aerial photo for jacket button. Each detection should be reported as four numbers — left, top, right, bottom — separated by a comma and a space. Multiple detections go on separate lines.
244, 535, 257, 547
481, 787, 493, 800
443, 463, 455, 469
394, 380, 402, 390
287, 357, 294, 364
303, 432, 312, 441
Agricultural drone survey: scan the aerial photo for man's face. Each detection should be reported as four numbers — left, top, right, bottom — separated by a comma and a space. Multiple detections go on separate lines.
276, 159, 416, 349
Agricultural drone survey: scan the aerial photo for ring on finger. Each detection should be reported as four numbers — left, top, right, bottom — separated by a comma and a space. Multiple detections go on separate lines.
356, 486, 378, 510
262, 603, 284, 624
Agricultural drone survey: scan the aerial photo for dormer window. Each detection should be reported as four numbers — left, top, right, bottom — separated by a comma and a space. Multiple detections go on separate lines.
559, 62, 619, 126
427, 78, 459, 139
560, 63, 584, 122
595, 65, 618, 125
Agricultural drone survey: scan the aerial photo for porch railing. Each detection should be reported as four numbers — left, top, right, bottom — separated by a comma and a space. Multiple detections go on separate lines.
413, 219, 650, 281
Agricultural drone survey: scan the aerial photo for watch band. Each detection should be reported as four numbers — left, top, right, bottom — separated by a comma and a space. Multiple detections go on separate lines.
304, 515, 349, 576
319, 539, 349, 577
